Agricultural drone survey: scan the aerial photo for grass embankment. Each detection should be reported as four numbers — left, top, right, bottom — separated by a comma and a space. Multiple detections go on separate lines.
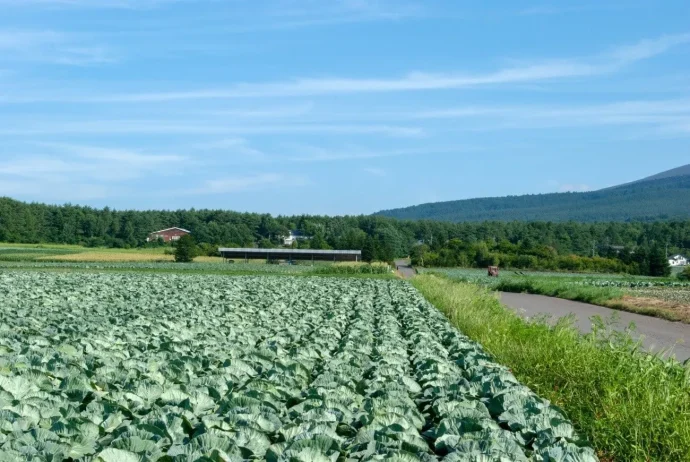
495, 278, 689, 323
414, 275, 690, 462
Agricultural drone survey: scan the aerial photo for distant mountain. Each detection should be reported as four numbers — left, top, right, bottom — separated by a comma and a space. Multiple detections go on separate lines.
376, 165, 690, 222
633, 164, 690, 183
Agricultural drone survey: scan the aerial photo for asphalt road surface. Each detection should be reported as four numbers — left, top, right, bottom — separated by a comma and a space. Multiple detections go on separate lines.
501, 292, 690, 362
395, 260, 416, 279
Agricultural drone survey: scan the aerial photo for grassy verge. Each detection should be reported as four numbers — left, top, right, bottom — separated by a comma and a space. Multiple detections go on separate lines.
493, 278, 624, 305
495, 278, 688, 323
413, 275, 690, 462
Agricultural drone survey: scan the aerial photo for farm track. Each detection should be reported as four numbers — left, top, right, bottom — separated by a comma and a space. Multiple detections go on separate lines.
501, 292, 690, 362
395, 259, 416, 279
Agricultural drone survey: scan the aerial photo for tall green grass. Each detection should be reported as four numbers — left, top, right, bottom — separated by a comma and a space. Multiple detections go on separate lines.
494, 278, 688, 322
494, 278, 624, 305
413, 275, 690, 462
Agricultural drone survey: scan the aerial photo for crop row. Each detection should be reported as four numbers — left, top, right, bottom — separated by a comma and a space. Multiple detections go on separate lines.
0, 261, 313, 273
0, 272, 596, 461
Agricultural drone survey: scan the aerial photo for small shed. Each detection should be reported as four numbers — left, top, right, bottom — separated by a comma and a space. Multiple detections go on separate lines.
147, 227, 191, 243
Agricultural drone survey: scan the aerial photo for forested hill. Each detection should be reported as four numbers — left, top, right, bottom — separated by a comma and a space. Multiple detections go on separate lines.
377, 172, 690, 223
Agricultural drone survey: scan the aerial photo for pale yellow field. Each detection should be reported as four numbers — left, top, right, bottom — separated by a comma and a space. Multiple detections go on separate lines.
41, 252, 173, 262
39, 250, 223, 263
40, 252, 226, 263
333, 261, 390, 268
193, 256, 225, 263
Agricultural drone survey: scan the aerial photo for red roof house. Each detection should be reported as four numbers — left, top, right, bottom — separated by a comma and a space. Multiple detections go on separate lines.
147, 227, 191, 243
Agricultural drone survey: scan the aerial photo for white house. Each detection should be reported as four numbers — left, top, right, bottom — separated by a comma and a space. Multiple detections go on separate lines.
668, 254, 688, 267
283, 230, 310, 246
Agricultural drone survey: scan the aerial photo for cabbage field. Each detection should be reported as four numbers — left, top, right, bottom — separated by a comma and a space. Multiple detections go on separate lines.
0, 272, 596, 461
0, 261, 313, 274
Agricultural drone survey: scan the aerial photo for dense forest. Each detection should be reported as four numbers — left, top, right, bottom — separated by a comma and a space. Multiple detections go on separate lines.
377, 174, 690, 222
1, 197, 689, 275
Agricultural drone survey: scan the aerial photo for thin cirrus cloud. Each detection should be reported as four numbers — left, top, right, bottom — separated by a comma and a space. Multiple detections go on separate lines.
407, 98, 690, 134
0, 179, 109, 201
0, 29, 114, 65
0, 0, 424, 24
190, 173, 304, 195
518, 4, 632, 16
200, 103, 315, 119
9, 32, 687, 103
191, 138, 270, 162
0, 143, 186, 183
285, 145, 469, 162
548, 181, 592, 193
0, 121, 424, 138
363, 167, 388, 177
0, 142, 189, 202
0, 0, 186, 8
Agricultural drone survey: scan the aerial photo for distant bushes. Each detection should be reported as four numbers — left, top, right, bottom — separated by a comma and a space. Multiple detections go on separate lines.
679, 267, 690, 281
412, 238, 668, 275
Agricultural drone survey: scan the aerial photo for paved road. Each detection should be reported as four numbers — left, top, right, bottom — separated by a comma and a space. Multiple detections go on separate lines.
395, 260, 416, 279
501, 292, 690, 362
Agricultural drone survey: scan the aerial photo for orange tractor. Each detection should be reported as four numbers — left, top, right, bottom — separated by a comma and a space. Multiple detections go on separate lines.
487, 266, 499, 277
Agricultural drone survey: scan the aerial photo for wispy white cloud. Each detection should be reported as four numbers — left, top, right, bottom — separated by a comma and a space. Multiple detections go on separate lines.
192, 138, 269, 161
0, 143, 186, 182
0, 0, 185, 9
547, 180, 593, 193
0, 0, 424, 25
0, 179, 109, 201
0, 121, 423, 138
41, 142, 185, 165
0, 29, 114, 65
200, 103, 315, 118
6, 32, 685, 102
408, 98, 690, 135
561, 184, 591, 192
519, 4, 631, 16
286, 145, 468, 162
0, 142, 188, 202
363, 167, 388, 177
609, 33, 690, 63
191, 173, 298, 194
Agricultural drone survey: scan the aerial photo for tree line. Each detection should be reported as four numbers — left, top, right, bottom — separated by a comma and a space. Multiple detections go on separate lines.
1, 197, 688, 275
411, 238, 673, 276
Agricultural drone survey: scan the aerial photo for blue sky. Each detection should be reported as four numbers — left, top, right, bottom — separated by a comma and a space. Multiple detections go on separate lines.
0, 0, 689, 215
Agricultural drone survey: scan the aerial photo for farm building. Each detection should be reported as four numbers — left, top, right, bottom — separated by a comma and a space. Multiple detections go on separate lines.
669, 254, 688, 267
147, 227, 191, 243
219, 248, 361, 262
283, 230, 310, 246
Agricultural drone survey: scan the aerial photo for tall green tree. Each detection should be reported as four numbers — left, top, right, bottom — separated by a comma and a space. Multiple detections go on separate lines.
174, 235, 197, 263
362, 236, 376, 263
376, 236, 395, 263
310, 232, 330, 250
648, 246, 671, 277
